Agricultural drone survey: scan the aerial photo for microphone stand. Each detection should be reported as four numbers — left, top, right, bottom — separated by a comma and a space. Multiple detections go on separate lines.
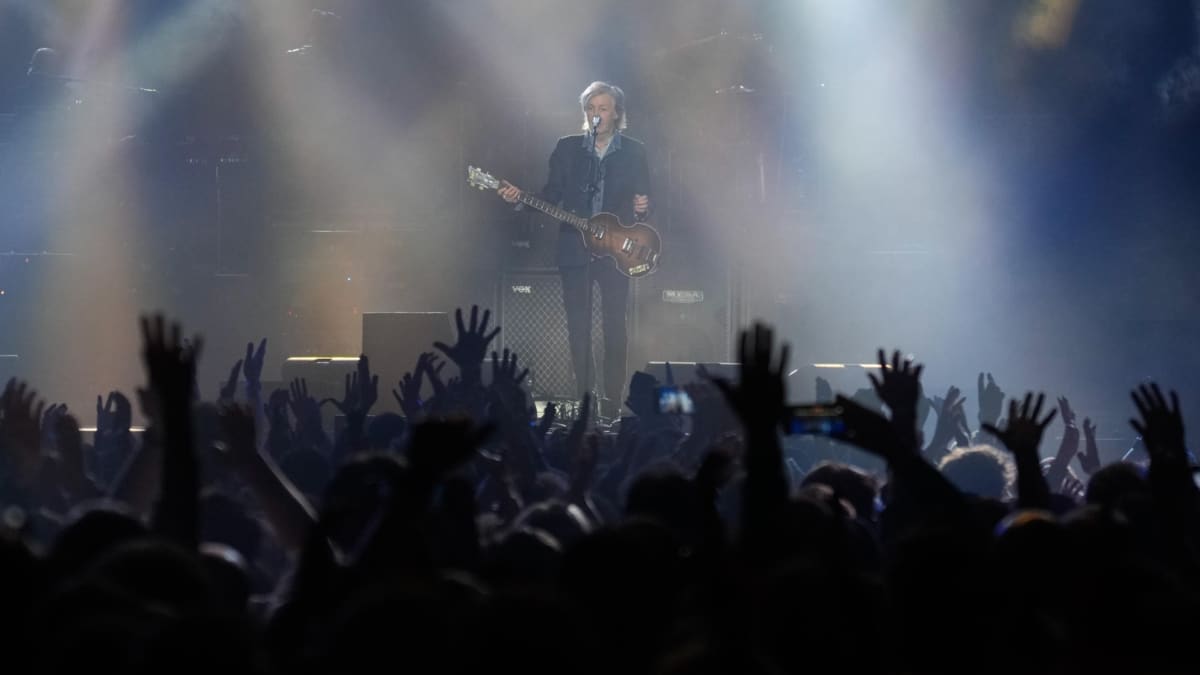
581, 119, 601, 415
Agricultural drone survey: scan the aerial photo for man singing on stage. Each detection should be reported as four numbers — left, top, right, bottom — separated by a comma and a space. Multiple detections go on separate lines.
498, 81, 652, 417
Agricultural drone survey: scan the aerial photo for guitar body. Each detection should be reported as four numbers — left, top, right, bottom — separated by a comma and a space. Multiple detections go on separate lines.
576, 212, 663, 278
466, 165, 663, 278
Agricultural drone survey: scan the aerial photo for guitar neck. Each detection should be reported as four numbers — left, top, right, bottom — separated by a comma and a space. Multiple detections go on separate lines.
517, 193, 589, 230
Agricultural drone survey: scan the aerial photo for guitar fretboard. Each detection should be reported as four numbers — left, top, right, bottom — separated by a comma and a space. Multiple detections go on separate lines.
517, 193, 589, 230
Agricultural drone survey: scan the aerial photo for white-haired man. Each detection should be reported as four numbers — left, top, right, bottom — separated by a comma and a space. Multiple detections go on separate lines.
499, 81, 652, 417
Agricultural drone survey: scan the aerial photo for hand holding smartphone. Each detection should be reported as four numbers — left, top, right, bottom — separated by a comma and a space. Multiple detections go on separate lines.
656, 385, 695, 415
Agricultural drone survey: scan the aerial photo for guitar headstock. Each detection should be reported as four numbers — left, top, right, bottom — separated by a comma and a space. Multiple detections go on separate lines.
467, 165, 500, 191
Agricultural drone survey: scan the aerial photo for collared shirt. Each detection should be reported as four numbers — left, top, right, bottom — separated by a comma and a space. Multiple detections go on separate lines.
582, 130, 621, 216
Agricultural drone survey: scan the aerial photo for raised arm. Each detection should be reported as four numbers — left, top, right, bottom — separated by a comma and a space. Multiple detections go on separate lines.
983, 393, 1058, 511
708, 322, 790, 558
140, 314, 204, 548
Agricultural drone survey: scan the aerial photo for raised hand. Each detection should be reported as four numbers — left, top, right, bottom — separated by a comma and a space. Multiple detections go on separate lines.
868, 349, 923, 417
324, 357, 378, 463
140, 314, 203, 546
2, 379, 44, 446
1057, 396, 1077, 429
0, 378, 46, 478
140, 314, 203, 413
39, 403, 68, 448
218, 358, 242, 403
326, 355, 379, 420
287, 378, 318, 422
866, 349, 925, 454
982, 392, 1056, 508
423, 353, 448, 402
977, 372, 1006, 427
490, 348, 531, 415
1130, 383, 1186, 463
708, 322, 789, 437
433, 306, 500, 385
708, 322, 790, 549
925, 385, 968, 460
393, 352, 434, 420
1060, 473, 1086, 501
96, 391, 133, 435
283, 380, 325, 454
392, 372, 422, 418
491, 348, 530, 392
1041, 395, 1082, 495
1077, 417, 1102, 475
242, 338, 268, 388
835, 391, 969, 523
983, 392, 1058, 459
1128, 384, 1198, 525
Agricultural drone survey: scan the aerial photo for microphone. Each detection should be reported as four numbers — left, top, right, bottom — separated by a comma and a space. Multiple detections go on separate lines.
591, 115, 601, 130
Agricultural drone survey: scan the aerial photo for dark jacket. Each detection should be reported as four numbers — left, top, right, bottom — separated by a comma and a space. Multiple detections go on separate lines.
539, 133, 652, 268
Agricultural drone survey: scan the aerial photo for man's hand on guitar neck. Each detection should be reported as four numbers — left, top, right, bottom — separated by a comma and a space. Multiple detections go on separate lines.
500, 179, 648, 217
498, 180, 522, 204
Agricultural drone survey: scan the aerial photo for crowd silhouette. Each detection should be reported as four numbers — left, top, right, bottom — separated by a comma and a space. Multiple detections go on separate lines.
0, 305, 1195, 674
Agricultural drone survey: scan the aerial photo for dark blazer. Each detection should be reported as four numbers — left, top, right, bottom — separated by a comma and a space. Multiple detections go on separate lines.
539, 133, 652, 268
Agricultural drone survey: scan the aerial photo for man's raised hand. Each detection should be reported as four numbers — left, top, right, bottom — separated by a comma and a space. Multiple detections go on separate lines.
707, 322, 789, 437
433, 305, 500, 385
243, 338, 268, 387
983, 392, 1058, 459
218, 358, 242, 403
868, 349, 923, 416
393, 352, 437, 420
1130, 383, 1187, 463
96, 391, 133, 435
491, 348, 529, 387
326, 354, 378, 420
1077, 417, 1102, 475
978, 371, 1006, 427
867, 349, 925, 452
139, 314, 203, 412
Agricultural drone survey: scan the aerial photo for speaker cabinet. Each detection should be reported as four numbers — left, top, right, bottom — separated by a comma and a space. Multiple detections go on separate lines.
503, 216, 561, 272
498, 270, 604, 399
632, 245, 733, 367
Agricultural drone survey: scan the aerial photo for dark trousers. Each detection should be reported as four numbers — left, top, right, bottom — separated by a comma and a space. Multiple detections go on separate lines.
560, 259, 629, 403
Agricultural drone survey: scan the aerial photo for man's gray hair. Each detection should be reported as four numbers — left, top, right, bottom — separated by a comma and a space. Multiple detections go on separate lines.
579, 81, 627, 131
